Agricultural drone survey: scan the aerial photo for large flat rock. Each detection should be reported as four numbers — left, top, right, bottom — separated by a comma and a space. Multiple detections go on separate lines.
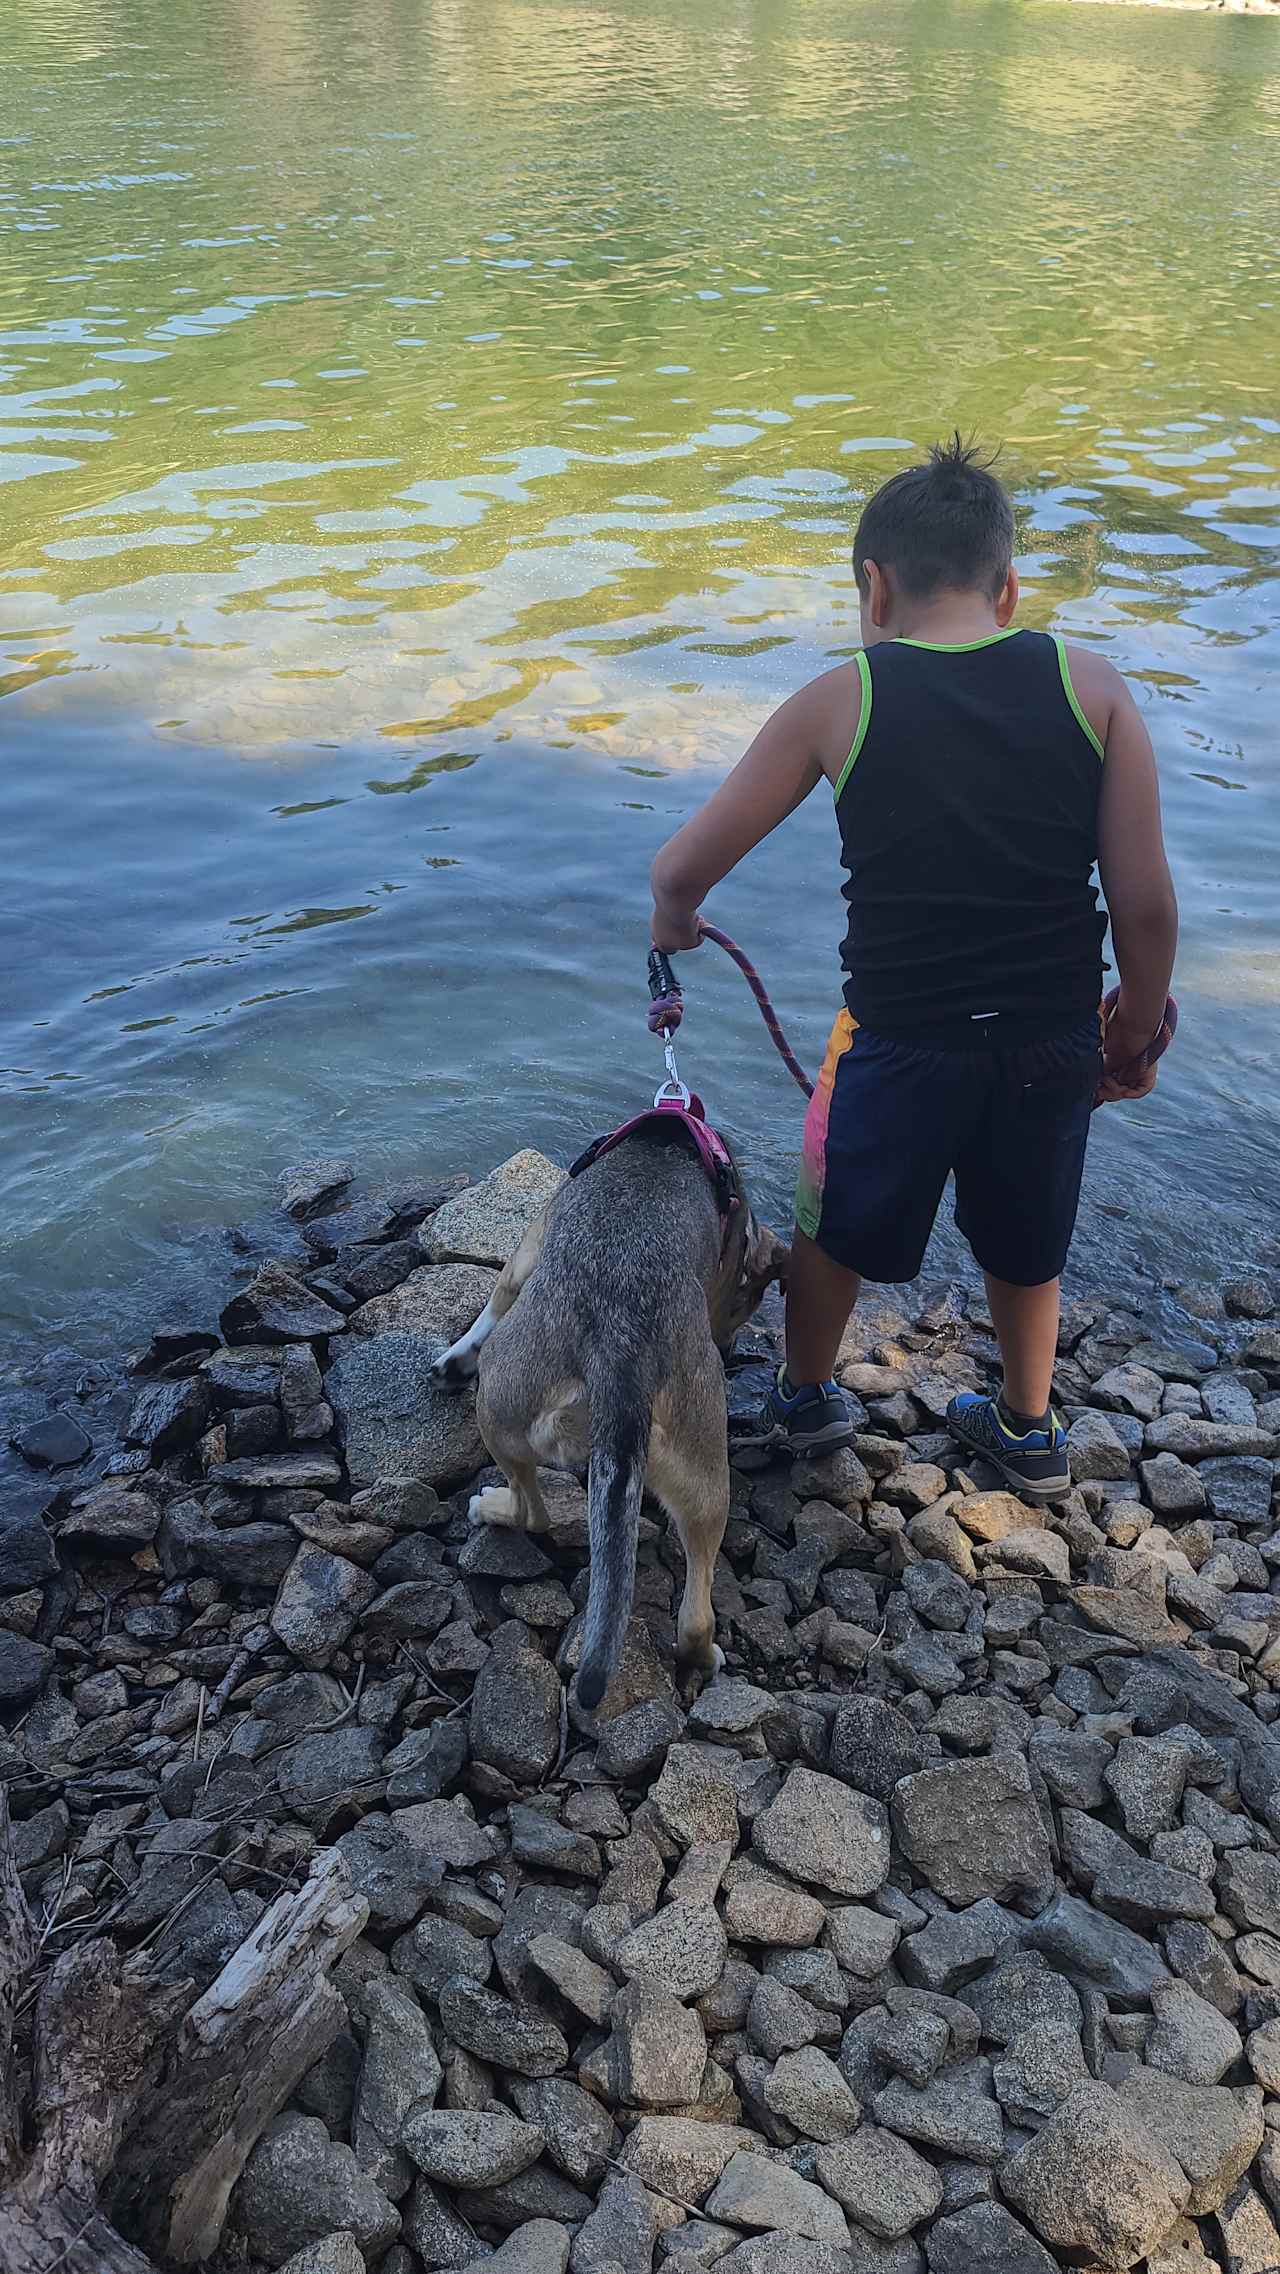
418, 1149, 564, 1267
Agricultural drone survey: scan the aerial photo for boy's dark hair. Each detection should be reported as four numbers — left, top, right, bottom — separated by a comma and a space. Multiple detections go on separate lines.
853, 433, 1014, 602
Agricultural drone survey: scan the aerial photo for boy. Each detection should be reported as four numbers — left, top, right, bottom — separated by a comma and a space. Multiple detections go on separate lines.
650, 436, 1177, 1501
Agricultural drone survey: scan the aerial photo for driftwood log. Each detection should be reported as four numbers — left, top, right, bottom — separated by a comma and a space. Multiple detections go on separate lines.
0, 1789, 367, 2274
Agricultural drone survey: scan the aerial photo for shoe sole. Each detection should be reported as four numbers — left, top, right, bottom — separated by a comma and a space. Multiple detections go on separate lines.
949, 1417, 1072, 1503
732, 1417, 858, 1459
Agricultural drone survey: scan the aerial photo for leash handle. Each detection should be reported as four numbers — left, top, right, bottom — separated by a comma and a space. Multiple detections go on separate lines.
647, 946, 684, 1035
1094, 986, 1178, 1106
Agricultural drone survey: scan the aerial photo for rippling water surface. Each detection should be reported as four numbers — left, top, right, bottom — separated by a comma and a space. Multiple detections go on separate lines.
2, 0, 1278, 1359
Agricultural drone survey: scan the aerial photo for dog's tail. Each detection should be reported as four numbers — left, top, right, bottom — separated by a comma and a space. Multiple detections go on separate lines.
576, 1354, 652, 1713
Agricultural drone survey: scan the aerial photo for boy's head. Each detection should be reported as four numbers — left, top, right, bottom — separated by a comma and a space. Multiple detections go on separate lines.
854, 434, 1016, 637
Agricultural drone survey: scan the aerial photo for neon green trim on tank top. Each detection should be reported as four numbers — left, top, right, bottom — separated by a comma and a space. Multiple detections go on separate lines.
894, 627, 1022, 652
833, 649, 872, 800
1053, 634, 1105, 760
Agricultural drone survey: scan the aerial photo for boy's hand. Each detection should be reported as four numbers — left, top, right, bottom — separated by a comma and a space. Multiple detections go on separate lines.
651, 902, 704, 953
1097, 1006, 1159, 1104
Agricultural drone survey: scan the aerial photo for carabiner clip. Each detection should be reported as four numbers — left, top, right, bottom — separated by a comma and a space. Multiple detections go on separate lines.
654, 1031, 691, 1110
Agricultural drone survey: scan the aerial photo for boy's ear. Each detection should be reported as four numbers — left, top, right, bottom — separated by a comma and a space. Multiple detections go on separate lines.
862, 558, 892, 631
995, 566, 1019, 625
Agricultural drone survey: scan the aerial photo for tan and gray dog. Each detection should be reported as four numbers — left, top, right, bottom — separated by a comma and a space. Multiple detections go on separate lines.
431, 1128, 787, 1708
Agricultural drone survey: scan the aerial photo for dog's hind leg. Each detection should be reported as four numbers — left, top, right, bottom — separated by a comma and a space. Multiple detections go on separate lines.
431, 1210, 548, 1386
648, 1371, 730, 1699
468, 1459, 552, 1535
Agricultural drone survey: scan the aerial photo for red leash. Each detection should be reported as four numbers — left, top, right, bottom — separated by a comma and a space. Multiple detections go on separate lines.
648, 923, 814, 1099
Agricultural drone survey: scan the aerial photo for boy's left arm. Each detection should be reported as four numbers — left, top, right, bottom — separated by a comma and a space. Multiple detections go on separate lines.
650, 669, 848, 950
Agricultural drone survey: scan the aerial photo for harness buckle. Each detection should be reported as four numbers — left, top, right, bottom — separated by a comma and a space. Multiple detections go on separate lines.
655, 1032, 691, 1110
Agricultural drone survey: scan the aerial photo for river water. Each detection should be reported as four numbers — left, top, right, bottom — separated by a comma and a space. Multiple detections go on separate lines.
1, 0, 1278, 1366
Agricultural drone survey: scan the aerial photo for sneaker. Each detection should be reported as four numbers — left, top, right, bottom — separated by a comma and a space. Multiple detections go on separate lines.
735, 1367, 857, 1457
946, 1390, 1071, 1501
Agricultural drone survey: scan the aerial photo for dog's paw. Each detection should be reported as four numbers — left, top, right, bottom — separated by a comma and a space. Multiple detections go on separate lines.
468, 1485, 520, 1529
675, 1640, 724, 1706
430, 1347, 477, 1390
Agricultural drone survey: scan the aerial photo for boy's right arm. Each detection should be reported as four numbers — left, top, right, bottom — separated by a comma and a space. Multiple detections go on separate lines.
1087, 656, 1178, 1099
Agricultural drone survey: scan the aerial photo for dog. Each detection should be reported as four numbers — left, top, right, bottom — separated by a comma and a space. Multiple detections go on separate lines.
431, 1121, 787, 1708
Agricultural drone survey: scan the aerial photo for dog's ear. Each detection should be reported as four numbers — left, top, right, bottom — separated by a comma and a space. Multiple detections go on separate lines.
743, 1215, 790, 1299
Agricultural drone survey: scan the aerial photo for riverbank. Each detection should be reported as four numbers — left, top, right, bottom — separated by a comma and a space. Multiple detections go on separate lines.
3, 1148, 1280, 2273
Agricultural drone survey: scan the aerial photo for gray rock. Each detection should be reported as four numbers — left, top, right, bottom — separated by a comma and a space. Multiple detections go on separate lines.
419, 1150, 563, 1267
222, 1262, 347, 1343
354, 1974, 441, 2199
0, 1630, 53, 1704
597, 1697, 685, 1783
1067, 1411, 1133, 1481
1141, 1454, 1208, 1516
723, 1858, 825, 1948
438, 1979, 568, 2079
762, 2046, 862, 2143
392, 1916, 491, 2001
891, 1754, 1052, 1910
1105, 1736, 1189, 1841
63, 1481, 162, 1547
470, 1636, 562, 1784
456, 2164, 591, 2236
1216, 2179, 1280, 2274
610, 1976, 707, 2106
1117, 2068, 1265, 2214
824, 1904, 900, 1979
1163, 1919, 1243, 2018
1145, 1417, 1274, 1461
280, 1157, 355, 1217
1000, 2081, 1189, 2269
126, 1376, 210, 1454
748, 1974, 829, 2060
620, 2116, 760, 2203
829, 1694, 932, 1800
272, 1546, 378, 1669
494, 1885, 590, 2013
1201, 1458, 1274, 1525
705, 2150, 850, 2244
402, 2109, 544, 2189
926, 2203, 1058, 2274
402, 2176, 483, 2270
872, 2008, 950, 2088
12, 1409, 92, 1469
1220, 1850, 1280, 1937
235, 2113, 400, 2263
511, 2077, 617, 2189
967, 1950, 1083, 2047
0, 1493, 57, 1589
617, 1903, 727, 2001
992, 2021, 1089, 2122
271, 2235, 365, 2274
873, 2062, 1005, 2164
898, 1899, 1019, 1996
1092, 1856, 1216, 1927
754, 1767, 889, 1899
1145, 1978, 1243, 2086
464, 2224, 569, 2274
393, 1799, 493, 1872
816, 2124, 941, 2238
1024, 1888, 1170, 2005
529, 1933, 616, 2027
653, 1745, 740, 1848
384, 1721, 468, 1809
278, 1726, 385, 1825
329, 1326, 487, 1491
571, 2171, 656, 2274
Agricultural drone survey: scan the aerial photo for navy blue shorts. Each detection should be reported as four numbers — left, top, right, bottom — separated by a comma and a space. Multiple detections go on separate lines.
795, 1012, 1101, 1287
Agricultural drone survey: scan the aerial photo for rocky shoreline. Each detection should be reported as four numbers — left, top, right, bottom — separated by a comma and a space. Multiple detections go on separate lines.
4, 1147, 1280, 2274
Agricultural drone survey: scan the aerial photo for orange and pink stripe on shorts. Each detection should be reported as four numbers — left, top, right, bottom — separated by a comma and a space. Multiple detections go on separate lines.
795, 1009, 860, 1240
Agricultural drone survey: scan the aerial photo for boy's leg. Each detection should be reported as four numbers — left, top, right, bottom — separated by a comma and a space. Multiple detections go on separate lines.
785, 1229, 861, 1386
983, 1272, 1060, 1422
947, 1022, 1099, 1501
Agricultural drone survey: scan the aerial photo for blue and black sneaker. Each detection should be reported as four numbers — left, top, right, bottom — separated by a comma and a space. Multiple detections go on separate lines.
946, 1390, 1071, 1502
736, 1367, 857, 1457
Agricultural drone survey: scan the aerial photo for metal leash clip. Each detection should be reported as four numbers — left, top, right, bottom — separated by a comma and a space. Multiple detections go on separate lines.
654, 1028, 691, 1111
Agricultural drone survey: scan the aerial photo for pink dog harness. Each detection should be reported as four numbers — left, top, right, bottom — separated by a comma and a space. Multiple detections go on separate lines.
568, 1094, 738, 1230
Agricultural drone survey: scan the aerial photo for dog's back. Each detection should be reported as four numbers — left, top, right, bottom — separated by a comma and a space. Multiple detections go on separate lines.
477, 1132, 724, 1706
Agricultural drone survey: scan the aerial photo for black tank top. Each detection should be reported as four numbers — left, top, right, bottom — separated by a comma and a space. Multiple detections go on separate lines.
835, 628, 1107, 1041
